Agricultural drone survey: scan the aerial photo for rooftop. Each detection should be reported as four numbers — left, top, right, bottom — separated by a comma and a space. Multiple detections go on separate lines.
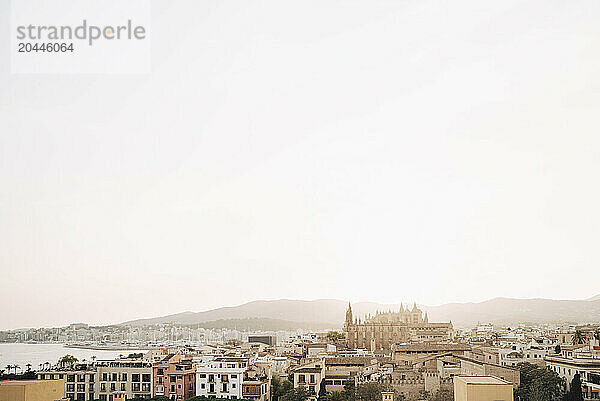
0, 380, 51, 385
393, 344, 471, 352
455, 376, 511, 385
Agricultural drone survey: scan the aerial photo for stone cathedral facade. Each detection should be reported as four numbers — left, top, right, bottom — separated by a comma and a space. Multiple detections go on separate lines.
344, 303, 453, 350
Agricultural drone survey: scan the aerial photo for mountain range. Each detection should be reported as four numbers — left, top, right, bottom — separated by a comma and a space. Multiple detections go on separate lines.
120, 295, 600, 329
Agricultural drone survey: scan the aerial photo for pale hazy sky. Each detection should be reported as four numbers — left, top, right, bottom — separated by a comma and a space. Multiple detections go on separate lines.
1, 0, 600, 330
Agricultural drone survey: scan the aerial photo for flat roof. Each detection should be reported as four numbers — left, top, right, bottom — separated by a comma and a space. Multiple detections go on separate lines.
455, 376, 511, 385
0, 380, 53, 385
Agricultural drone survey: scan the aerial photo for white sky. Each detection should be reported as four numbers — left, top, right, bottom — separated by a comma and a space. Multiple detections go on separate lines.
1, 0, 600, 330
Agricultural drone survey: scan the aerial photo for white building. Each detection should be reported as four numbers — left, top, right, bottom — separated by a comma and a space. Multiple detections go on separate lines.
196, 357, 249, 399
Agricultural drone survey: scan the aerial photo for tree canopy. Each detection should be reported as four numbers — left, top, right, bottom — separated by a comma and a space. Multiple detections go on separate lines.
515, 362, 564, 401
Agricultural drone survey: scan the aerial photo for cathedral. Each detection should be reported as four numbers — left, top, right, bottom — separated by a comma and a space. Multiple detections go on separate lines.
344, 303, 453, 350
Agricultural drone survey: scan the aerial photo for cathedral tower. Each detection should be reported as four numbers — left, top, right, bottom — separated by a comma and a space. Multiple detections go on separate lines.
344, 302, 353, 329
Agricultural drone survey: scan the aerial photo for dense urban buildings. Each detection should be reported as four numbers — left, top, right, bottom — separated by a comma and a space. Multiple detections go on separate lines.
6, 306, 600, 401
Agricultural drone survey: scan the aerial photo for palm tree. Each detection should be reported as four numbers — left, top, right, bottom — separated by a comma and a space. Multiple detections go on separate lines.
572, 330, 586, 345
26, 363, 32, 372
5, 365, 11, 375
58, 355, 78, 368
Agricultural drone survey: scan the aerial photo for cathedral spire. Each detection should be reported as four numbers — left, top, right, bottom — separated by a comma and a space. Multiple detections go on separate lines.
345, 302, 353, 327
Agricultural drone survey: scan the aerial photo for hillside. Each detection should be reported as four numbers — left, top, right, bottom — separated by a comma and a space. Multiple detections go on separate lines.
120, 297, 600, 329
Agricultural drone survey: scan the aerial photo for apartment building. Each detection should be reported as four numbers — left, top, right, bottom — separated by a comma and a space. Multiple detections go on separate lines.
37, 367, 97, 401
242, 379, 270, 401
196, 357, 249, 399
545, 342, 600, 400
153, 353, 196, 400
290, 359, 326, 401
96, 359, 153, 400
323, 356, 378, 391
241, 364, 271, 401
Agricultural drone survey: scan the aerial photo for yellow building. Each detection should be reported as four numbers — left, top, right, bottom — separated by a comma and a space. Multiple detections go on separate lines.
453, 376, 513, 401
382, 391, 394, 401
0, 379, 65, 401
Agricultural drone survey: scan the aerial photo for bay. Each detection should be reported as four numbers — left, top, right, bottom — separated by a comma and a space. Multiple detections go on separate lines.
0, 343, 148, 372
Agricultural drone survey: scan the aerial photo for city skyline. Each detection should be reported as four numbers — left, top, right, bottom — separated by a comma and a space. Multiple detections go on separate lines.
3, 294, 600, 331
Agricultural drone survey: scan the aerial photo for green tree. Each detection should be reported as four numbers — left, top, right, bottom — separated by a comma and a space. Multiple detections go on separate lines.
426, 387, 453, 401
343, 380, 356, 401
566, 373, 584, 401
555, 345, 561, 354
272, 375, 294, 401
318, 379, 328, 401
328, 391, 345, 401
572, 330, 585, 345
282, 387, 311, 401
515, 362, 564, 401
326, 331, 345, 342
58, 354, 78, 367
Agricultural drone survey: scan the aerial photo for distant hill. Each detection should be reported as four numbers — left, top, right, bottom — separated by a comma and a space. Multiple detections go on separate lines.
119, 297, 600, 329
120, 299, 349, 327
184, 318, 336, 331
425, 298, 600, 327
